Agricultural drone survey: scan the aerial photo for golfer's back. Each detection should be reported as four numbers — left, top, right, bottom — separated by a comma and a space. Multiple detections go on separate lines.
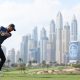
0, 26, 8, 44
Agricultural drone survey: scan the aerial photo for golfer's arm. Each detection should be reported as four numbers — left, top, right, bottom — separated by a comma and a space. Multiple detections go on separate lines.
0, 32, 11, 37
4, 32, 11, 37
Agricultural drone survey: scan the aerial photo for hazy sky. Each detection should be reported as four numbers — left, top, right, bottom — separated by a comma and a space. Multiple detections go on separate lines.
0, 0, 80, 51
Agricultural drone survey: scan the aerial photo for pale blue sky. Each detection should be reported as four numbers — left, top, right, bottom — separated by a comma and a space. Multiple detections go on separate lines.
0, 0, 34, 4
0, 0, 79, 52
61, 0, 80, 6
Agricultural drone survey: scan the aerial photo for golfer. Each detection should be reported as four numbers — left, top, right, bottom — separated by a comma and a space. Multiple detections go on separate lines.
0, 24, 16, 71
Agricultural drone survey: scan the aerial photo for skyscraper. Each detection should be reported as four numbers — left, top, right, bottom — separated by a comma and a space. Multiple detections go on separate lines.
48, 20, 56, 63
27, 34, 35, 63
69, 41, 80, 63
32, 27, 38, 47
40, 27, 48, 63
15, 50, 20, 64
20, 35, 28, 64
32, 27, 38, 63
70, 15, 77, 41
46, 42, 52, 64
7, 48, 15, 65
56, 12, 63, 64
62, 23, 70, 63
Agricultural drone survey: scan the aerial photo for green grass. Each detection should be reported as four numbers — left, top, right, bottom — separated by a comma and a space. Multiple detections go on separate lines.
0, 66, 80, 80
0, 71, 80, 80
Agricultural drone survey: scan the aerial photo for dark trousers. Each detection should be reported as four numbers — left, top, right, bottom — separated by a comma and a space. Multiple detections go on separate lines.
0, 46, 6, 71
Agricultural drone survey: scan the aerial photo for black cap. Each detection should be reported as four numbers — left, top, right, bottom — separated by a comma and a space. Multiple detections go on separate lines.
9, 24, 16, 31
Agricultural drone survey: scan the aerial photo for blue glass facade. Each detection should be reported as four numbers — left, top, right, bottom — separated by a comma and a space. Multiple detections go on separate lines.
69, 42, 80, 61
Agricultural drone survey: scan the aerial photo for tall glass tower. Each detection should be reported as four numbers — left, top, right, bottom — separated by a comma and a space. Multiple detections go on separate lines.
31, 27, 38, 63
56, 12, 63, 64
49, 20, 56, 63
40, 27, 48, 63
7, 48, 15, 65
32, 27, 38, 47
63, 23, 70, 63
20, 35, 28, 64
70, 15, 77, 41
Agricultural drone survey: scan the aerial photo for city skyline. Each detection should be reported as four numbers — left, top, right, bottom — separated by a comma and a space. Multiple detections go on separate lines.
5, 12, 79, 64
0, 0, 79, 51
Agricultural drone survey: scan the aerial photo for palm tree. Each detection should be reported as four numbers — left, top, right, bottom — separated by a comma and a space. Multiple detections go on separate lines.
18, 58, 23, 65
28, 60, 32, 67
6, 59, 11, 71
18, 58, 23, 72
18, 58, 26, 73
42, 60, 46, 67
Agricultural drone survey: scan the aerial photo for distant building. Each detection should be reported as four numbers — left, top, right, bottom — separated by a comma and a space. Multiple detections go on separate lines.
7, 48, 15, 65
15, 50, 21, 64
70, 15, 77, 41
56, 12, 63, 64
69, 41, 80, 64
46, 42, 52, 64
31, 27, 38, 63
40, 27, 48, 63
32, 27, 38, 48
62, 23, 70, 63
36, 47, 40, 63
48, 20, 56, 63
20, 35, 28, 64
27, 34, 35, 63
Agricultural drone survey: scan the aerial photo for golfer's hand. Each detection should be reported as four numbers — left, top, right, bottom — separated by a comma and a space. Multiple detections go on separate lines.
1, 32, 11, 37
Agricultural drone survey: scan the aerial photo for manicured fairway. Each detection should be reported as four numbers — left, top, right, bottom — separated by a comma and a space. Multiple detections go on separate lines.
0, 71, 80, 80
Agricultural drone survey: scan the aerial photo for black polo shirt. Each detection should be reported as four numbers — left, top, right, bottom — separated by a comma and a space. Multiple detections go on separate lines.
0, 26, 11, 45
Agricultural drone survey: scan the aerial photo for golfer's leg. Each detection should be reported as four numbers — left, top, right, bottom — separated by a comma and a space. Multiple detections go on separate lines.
0, 48, 6, 71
